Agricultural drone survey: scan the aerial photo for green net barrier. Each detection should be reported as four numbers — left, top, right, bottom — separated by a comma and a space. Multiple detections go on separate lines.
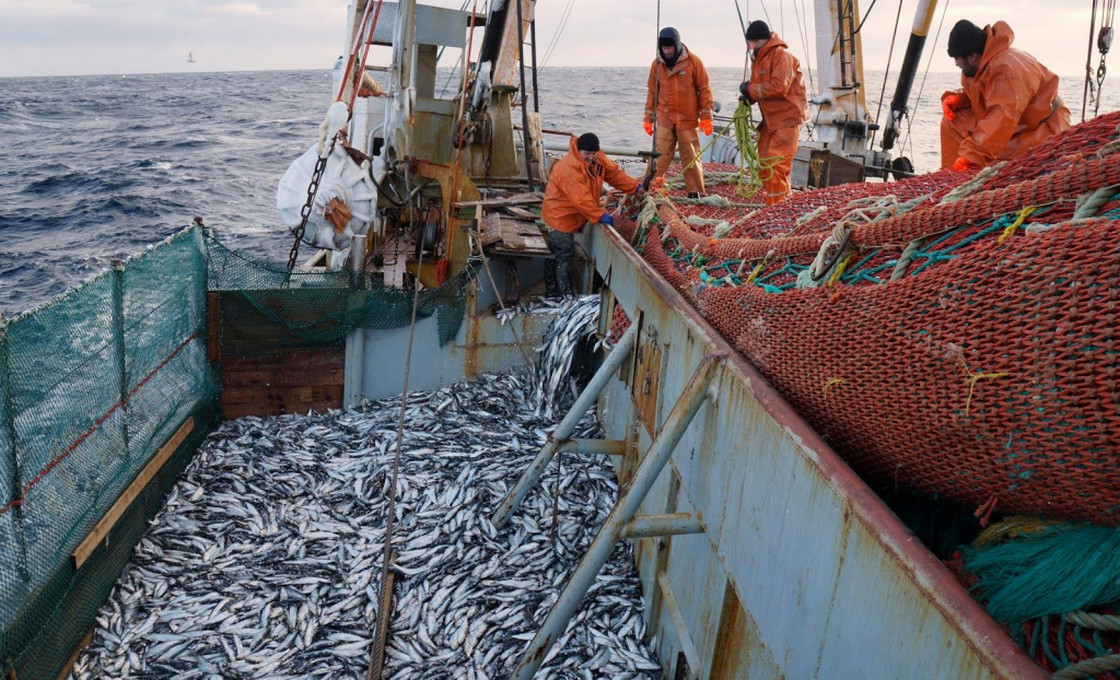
204, 233, 475, 351
0, 227, 216, 678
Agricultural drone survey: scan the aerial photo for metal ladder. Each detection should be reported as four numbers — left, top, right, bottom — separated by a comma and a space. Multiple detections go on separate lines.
492, 334, 722, 678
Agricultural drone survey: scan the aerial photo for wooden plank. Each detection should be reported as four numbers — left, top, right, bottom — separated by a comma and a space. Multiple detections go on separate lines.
71, 418, 195, 570
221, 385, 343, 409
206, 292, 221, 362
452, 194, 541, 209
503, 206, 539, 220
499, 218, 548, 252
223, 367, 344, 389
55, 629, 93, 680
221, 388, 343, 419
220, 350, 344, 371
479, 213, 503, 246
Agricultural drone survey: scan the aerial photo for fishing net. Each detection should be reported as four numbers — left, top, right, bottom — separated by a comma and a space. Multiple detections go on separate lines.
0, 226, 479, 679
204, 234, 474, 353
0, 228, 217, 679
613, 111, 1120, 528
610, 115, 1120, 674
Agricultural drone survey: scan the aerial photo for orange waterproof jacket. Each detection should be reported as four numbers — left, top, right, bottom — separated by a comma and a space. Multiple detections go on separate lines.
644, 45, 714, 129
542, 137, 639, 234
745, 34, 809, 130
943, 21, 1070, 167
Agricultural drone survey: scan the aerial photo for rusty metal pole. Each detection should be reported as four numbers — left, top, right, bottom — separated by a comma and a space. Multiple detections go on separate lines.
556, 438, 628, 456
620, 512, 704, 540
510, 353, 721, 680
491, 322, 639, 528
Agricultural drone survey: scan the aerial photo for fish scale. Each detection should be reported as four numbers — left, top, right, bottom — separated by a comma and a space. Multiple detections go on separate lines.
68, 369, 660, 679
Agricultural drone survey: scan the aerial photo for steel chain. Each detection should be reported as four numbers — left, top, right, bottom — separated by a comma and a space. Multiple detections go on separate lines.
286, 138, 336, 271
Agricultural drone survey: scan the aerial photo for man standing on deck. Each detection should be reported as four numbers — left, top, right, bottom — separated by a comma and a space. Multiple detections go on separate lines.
738, 21, 809, 207
940, 20, 1071, 171
644, 27, 715, 199
542, 133, 641, 298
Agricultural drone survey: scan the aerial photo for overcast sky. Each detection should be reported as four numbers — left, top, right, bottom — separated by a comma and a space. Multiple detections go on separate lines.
0, 0, 1103, 79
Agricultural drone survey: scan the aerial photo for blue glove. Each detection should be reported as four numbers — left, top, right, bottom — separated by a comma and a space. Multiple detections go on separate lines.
599, 213, 614, 226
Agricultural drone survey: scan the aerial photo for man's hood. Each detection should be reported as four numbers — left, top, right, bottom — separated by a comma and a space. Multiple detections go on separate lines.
979, 21, 1014, 71
756, 33, 791, 60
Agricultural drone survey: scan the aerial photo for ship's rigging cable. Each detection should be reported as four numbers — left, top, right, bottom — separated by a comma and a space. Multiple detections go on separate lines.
1083, 0, 1101, 121
868, 0, 906, 151
539, 0, 577, 69
368, 169, 422, 680
900, 0, 951, 165
1096, 0, 1116, 118
438, 0, 486, 98
791, 0, 815, 95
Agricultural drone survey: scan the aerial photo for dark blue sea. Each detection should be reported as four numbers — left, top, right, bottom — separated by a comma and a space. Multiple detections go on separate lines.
0, 67, 1102, 315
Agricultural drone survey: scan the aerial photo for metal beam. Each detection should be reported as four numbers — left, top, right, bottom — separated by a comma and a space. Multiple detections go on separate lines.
491, 323, 639, 528
556, 438, 627, 457
620, 512, 703, 540
510, 352, 722, 679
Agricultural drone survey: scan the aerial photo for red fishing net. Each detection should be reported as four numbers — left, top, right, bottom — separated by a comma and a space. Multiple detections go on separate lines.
611, 112, 1120, 526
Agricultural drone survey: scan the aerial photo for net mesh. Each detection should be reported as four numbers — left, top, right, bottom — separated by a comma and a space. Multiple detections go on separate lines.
205, 234, 474, 352
0, 228, 216, 678
612, 112, 1120, 527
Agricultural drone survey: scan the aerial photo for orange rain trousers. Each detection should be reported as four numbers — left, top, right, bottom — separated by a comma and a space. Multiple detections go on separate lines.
758, 125, 799, 206
654, 125, 704, 194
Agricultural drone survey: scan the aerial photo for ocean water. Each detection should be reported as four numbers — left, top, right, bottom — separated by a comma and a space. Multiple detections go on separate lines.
0, 67, 1110, 315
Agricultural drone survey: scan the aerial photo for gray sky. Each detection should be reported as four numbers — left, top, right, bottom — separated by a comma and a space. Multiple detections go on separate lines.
0, 0, 1101, 79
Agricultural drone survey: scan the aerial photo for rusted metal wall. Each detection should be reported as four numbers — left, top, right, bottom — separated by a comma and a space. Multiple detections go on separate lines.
349, 309, 547, 402
588, 225, 1045, 680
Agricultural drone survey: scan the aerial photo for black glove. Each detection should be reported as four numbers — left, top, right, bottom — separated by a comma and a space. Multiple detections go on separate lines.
738, 81, 752, 102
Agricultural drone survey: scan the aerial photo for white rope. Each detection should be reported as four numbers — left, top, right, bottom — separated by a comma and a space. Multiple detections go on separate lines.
939, 162, 1006, 204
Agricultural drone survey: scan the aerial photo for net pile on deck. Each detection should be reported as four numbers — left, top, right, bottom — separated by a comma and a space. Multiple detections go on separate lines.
611, 112, 1120, 527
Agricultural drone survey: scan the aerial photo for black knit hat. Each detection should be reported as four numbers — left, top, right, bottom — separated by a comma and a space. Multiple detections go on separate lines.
658, 27, 681, 49
947, 20, 986, 58
576, 133, 600, 152
745, 20, 771, 41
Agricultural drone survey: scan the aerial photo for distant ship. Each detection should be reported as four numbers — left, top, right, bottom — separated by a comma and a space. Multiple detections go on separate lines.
186, 51, 196, 63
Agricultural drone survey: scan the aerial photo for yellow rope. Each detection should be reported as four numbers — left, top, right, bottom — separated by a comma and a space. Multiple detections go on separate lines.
732, 100, 782, 199
827, 252, 855, 286
997, 205, 1040, 244
962, 360, 1011, 416
823, 377, 846, 396
973, 516, 1063, 547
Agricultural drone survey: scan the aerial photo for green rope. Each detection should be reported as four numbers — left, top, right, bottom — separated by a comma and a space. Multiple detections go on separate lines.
732, 100, 781, 200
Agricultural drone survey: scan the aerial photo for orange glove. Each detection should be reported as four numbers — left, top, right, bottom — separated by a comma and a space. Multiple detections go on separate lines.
699, 119, 714, 135
942, 93, 963, 121
643, 121, 654, 136
951, 156, 974, 172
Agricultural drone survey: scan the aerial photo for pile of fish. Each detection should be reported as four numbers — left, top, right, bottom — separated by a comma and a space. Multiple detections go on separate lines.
69, 372, 660, 679
494, 296, 574, 325
528, 295, 601, 419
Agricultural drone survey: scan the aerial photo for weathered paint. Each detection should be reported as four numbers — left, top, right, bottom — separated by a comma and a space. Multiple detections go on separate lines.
348, 309, 547, 402
587, 223, 1045, 679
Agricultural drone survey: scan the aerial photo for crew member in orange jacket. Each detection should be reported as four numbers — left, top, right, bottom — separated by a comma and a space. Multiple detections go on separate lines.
940, 20, 1071, 171
644, 27, 714, 198
541, 133, 640, 297
738, 21, 809, 206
